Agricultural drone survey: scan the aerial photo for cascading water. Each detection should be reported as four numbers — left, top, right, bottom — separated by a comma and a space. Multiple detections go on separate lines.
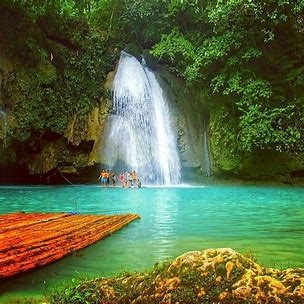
202, 120, 211, 177
103, 51, 181, 185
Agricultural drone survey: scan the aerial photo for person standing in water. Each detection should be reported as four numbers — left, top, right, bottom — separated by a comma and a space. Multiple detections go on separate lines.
124, 172, 129, 187
119, 172, 125, 187
98, 169, 106, 186
105, 170, 110, 187
111, 172, 117, 187
127, 172, 133, 187
132, 170, 138, 186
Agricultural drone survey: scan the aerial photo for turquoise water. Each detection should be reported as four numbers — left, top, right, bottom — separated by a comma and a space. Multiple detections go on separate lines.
0, 184, 303, 301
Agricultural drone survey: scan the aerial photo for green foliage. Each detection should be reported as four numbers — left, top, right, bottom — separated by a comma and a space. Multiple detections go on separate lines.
151, 30, 196, 76
210, 105, 243, 172
0, 298, 43, 304
1, 8, 116, 142
119, 0, 171, 48
48, 276, 102, 304
5, 0, 105, 19
150, 0, 304, 154
239, 104, 303, 152
47, 262, 171, 304
1, 0, 304, 159
89, 0, 126, 42
47, 257, 247, 304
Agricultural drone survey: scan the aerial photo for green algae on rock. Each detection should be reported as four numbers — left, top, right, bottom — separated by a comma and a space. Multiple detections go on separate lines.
49, 248, 304, 304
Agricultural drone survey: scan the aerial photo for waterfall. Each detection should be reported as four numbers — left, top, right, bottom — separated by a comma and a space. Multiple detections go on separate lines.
103, 51, 181, 185
202, 120, 211, 177
0, 109, 7, 147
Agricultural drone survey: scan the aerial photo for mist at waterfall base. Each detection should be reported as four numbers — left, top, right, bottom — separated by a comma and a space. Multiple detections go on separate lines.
103, 52, 181, 185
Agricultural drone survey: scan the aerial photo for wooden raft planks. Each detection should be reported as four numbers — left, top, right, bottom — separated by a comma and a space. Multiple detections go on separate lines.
0, 212, 139, 279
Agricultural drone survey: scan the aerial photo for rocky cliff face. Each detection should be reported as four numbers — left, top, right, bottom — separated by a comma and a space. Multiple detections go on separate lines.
0, 5, 303, 184
155, 67, 211, 182
156, 66, 304, 185
25, 99, 111, 175
49, 248, 304, 303
0, 91, 112, 183
0, 5, 117, 183
210, 103, 304, 184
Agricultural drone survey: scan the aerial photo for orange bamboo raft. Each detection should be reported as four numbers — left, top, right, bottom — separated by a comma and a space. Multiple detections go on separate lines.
0, 212, 140, 279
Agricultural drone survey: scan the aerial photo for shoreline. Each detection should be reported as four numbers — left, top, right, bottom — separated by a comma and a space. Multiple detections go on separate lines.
2, 248, 302, 304
0, 178, 304, 187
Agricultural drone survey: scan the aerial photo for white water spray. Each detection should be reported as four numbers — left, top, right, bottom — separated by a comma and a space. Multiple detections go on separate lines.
202, 121, 211, 177
103, 51, 181, 185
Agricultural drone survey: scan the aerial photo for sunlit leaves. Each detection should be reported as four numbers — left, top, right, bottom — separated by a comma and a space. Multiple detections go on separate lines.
152, 30, 196, 62
4, 0, 304, 153
151, 30, 196, 76
150, 0, 304, 153
3, 10, 115, 142
239, 104, 304, 152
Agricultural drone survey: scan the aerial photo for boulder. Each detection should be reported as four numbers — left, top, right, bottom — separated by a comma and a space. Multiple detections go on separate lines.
51, 248, 304, 304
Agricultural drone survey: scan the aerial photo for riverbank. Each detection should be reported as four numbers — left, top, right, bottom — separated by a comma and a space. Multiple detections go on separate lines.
44, 248, 304, 303
2, 248, 303, 304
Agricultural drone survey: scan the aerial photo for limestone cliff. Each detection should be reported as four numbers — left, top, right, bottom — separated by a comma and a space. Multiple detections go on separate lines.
0, 5, 117, 183
156, 66, 304, 184
0, 4, 303, 184
155, 67, 211, 181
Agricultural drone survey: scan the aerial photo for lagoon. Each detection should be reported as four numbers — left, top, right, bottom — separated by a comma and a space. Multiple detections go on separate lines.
0, 184, 303, 301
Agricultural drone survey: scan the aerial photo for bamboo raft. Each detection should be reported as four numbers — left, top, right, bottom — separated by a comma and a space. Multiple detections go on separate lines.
0, 212, 140, 279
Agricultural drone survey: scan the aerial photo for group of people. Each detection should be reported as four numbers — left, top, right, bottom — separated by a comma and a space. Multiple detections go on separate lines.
98, 169, 142, 188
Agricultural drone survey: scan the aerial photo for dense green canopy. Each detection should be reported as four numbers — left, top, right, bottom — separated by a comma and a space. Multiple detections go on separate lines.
2, 0, 304, 156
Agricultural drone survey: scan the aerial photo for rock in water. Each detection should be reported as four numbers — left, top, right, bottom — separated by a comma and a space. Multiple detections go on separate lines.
50, 248, 304, 303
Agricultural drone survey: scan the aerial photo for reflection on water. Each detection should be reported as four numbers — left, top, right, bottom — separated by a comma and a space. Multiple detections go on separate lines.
152, 189, 180, 259
0, 185, 303, 301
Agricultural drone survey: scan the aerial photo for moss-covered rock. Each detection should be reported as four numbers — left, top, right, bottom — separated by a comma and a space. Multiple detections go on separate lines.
210, 104, 243, 173
209, 99, 304, 184
124, 43, 142, 60
156, 66, 212, 180
48, 248, 304, 304
0, 5, 118, 181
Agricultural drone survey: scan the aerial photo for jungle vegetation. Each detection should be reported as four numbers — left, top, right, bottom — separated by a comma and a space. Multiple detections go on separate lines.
1, 0, 303, 168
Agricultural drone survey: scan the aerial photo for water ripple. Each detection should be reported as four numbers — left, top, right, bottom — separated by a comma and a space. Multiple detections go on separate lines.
0, 185, 303, 299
